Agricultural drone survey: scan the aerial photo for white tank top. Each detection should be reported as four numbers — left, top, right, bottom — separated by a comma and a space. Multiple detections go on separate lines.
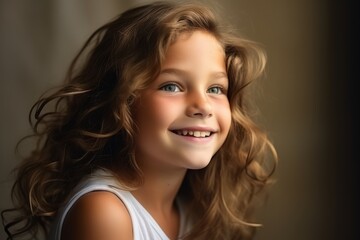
48, 170, 189, 240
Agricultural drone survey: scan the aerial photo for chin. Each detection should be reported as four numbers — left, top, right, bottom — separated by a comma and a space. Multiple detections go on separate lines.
186, 157, 213, 170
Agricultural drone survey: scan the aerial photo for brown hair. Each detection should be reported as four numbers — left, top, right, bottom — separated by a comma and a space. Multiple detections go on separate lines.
2, 1, 277, 239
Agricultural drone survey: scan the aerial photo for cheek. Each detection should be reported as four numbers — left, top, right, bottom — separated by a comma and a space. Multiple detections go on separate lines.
215, 101, 232, 132
136, 97, 182, 130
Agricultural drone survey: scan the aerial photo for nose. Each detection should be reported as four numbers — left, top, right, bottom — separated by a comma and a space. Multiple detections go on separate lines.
186, 91, 213, 118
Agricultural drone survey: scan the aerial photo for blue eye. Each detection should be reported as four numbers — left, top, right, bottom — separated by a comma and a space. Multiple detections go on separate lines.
160, 84, 181, 92
207, 86, 223, 94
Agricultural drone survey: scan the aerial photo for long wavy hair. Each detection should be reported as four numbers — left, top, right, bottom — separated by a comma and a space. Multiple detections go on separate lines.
2, 1, 277, 239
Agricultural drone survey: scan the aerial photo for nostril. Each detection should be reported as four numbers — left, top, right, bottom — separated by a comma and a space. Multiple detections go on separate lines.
191, 111, 213, 118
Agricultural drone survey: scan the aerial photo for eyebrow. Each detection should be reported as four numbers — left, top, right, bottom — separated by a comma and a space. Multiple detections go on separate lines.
160, 68, 228, 80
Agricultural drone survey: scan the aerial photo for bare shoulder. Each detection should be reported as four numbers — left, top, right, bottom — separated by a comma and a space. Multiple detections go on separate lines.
61, 191, 133, 240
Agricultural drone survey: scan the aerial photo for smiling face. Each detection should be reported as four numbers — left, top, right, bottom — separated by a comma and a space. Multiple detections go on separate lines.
133, 31, 231, 171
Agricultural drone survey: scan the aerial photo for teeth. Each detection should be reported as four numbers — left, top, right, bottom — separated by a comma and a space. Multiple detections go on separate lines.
175, 130, 211, 138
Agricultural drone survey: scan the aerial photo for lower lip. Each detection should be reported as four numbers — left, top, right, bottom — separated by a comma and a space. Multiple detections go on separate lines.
171, 132, 214, 144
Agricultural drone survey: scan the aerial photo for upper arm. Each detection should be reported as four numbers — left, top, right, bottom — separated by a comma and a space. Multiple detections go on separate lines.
61, 191, 133, 240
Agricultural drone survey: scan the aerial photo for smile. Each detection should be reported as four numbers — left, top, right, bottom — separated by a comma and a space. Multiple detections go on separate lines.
171, 130, 213, 138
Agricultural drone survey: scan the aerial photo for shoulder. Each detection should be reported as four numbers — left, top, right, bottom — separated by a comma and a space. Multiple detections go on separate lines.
61, 191, 133, 240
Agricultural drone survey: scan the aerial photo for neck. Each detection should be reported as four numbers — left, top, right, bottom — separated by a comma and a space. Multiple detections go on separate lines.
129, 152, 188, 239
132, 161, 186, 239
131, 164, 186, 213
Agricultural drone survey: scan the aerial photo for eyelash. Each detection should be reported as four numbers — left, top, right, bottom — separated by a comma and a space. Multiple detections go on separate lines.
159, 83, 182, 92
207, 86, 225, 94
159, 83, 226, 94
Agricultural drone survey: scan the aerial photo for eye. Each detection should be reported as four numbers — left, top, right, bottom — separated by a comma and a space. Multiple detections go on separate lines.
207, 86, 224, 94
159, 83, 181, 92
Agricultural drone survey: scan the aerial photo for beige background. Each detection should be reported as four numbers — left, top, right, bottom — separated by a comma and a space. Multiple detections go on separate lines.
0, 0, 355, 239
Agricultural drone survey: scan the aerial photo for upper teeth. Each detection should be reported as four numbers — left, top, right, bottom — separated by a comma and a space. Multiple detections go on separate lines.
176, 130, 211, 138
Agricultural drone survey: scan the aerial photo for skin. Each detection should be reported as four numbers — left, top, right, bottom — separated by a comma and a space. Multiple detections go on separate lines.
61, 191, 133, 240
61, 30, 231, 240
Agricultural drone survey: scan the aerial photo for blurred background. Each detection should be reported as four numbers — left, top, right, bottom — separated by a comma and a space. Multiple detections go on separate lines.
0, 0, 357, 239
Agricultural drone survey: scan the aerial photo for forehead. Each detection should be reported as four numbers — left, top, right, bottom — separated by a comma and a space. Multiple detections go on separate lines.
162, 31, 225, 69
169, 30, 223, 53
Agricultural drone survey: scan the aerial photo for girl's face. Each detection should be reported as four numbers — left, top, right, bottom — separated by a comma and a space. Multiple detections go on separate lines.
133, 31, 231, 171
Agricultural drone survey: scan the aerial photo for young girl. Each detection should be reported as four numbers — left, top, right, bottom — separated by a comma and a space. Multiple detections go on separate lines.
2, 1, 277, 239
